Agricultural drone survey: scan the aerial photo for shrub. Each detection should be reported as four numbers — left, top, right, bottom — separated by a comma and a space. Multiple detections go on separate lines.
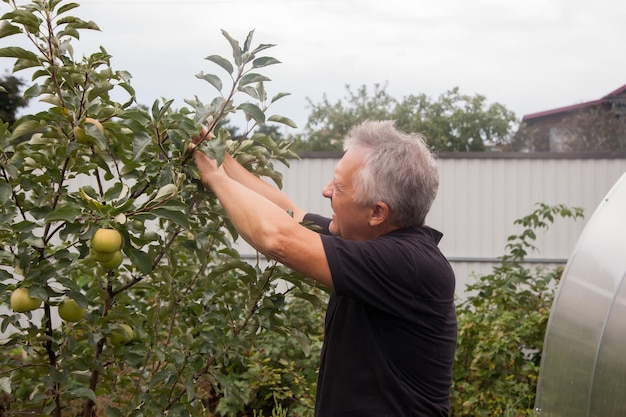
451, 203, 584, 416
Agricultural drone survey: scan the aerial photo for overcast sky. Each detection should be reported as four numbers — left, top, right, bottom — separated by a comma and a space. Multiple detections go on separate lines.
6, 0, 626, 132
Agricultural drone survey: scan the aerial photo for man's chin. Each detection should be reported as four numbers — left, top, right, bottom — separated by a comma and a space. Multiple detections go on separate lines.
328, 221, 339, 236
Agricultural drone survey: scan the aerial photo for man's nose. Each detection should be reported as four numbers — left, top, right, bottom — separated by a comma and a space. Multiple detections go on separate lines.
322, 182, 333, 199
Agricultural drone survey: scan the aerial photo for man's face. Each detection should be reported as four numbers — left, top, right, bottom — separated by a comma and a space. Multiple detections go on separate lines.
321, 148, 372, 241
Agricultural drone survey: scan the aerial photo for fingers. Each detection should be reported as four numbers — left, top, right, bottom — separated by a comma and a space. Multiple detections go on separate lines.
191, 128, 207, 146
183, 128, 215, 164
192, 146, 205, 163
192, 128, 216, 146
192, 146, 216, 168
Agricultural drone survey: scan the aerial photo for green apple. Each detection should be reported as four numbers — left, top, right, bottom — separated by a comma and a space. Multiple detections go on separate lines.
10, 288, 42, 313
73, 126, 95, 145
109, 324, 134, 346
90, 228, 122, 253
89, 248, 115, 262
99, 250, 123, 270
84, 117, 104, 134
58, 297, 86, 322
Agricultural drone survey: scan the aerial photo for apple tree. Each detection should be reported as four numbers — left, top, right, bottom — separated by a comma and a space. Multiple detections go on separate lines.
0, 1, 320, 416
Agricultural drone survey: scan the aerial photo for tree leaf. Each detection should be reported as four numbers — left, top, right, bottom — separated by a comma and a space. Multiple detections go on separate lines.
154, 184, 177, 201
0, 377, 11, 395
243, 29, 255, 53
287, 328, 311, 356
221, 29, 242, 66
56, 17, 100, 31
9, 119, 43, 140
70, 387, 96, 401
267, 115, 297, 128
3, 9, 40, 34
57, 3, 81, 15
250, 43, 276, 55
238, 85, 259, 100
125, 246, 153, 274
151, 207, 189, 229
133, 132, 152, 160
238, 102, 265, 124
270, 92, 291, 104
208, 258, 256, 279
195, 71, 222, 92
252, 56, 280, 69
185, 376, 195, 402
239, 73, 271, 86
45, 205, 81, 223
0, 22, 21, 39
0, 182, 12, 204
292, 292, 322, 309
204, 54, 233, 74
0, 46, 38, 61
105, 405, 123, 417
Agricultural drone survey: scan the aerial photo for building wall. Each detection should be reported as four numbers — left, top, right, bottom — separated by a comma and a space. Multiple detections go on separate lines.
257, 152, 626, 298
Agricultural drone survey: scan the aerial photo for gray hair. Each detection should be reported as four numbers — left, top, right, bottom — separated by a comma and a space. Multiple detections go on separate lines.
343, 120, 439, 227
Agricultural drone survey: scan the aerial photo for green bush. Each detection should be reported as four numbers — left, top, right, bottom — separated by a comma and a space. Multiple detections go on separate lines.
215, 285, 327, 417
451, 203, 584, 416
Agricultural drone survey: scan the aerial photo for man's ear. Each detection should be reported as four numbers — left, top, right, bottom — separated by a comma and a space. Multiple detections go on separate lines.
369, 201, 390, 227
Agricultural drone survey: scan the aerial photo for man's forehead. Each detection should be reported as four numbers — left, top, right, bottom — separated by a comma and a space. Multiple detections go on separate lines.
333, 149, 365, 183
333, 154, 352, 181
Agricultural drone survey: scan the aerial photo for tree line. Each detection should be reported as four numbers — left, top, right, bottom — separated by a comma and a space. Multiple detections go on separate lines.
4, 75, 625, 153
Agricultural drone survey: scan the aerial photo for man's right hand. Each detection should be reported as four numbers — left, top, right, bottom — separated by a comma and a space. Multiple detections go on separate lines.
193, 145, 222, 190
187, 127, 215, 153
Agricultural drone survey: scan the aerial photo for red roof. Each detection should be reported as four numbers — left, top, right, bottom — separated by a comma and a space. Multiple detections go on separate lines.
522, 84, 626, 121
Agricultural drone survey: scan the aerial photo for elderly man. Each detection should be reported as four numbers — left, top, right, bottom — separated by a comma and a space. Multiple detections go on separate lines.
193, 120, 457, 417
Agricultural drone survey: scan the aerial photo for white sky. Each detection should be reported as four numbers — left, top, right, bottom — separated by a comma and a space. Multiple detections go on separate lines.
5, 0, 626, 132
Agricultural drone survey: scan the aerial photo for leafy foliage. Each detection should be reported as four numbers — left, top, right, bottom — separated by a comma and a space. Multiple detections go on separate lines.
293, 83, 518, 152
0, 1, 315, 416
213, 285, 326, 417
451, 203, 584, 417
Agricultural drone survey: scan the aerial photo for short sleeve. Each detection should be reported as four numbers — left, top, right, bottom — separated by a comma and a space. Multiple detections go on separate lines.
303, 213, 332, 235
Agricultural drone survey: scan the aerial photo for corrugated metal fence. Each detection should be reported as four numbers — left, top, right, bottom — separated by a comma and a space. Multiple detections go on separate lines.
264, 152, 626, 297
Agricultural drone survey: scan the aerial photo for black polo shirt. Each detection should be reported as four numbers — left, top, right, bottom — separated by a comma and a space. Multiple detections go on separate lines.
305, 214, 457, 417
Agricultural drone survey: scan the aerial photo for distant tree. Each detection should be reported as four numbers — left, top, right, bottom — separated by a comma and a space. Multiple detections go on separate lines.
0, 73, 29, 126
255, 122, 284, 140
293, 84, 518, 152
392, 87, 518, 152
292, 83, 395, 152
